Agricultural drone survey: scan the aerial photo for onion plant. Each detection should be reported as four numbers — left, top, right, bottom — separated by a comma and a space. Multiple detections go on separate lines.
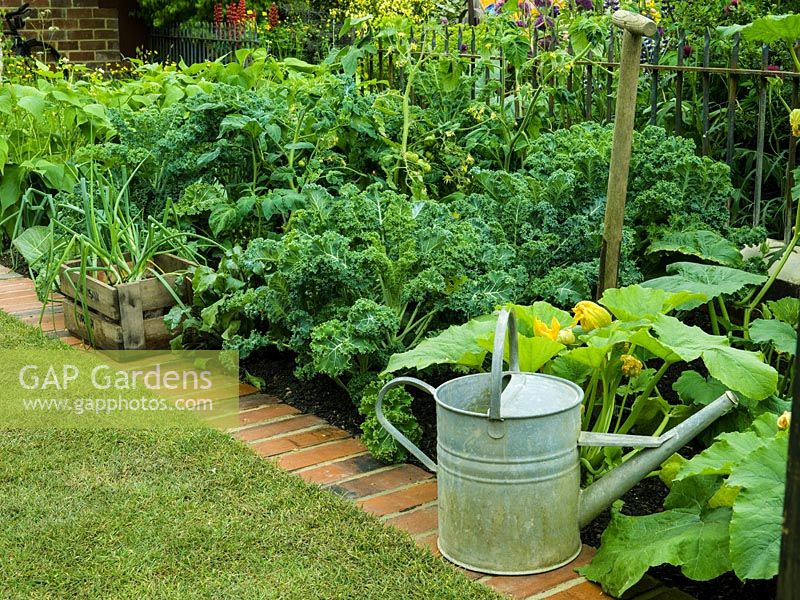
25, 164, 219, 343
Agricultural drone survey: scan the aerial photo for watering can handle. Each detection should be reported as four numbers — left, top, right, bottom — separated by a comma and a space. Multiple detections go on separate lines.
375, 377, 438, 473
489, 308, 520, 422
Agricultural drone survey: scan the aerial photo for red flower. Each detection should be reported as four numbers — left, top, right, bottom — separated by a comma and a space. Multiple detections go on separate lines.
269, 3, 279, 28
226, 0, 246, 24
213, 2, 223, 24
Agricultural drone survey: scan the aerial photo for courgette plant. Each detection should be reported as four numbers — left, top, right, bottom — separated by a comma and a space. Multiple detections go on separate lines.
385, 284, 779, 478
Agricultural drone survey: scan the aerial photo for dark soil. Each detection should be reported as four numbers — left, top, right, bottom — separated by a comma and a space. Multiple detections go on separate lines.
0, 251, 29, 277
243, 347, 779, 600
244, 347, 363, 432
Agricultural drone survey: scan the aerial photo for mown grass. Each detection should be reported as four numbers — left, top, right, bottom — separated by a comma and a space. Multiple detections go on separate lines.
0, 311, 498, 599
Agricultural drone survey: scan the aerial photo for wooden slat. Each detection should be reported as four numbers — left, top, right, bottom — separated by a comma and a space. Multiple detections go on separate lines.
649, 29, 661, 126
675, 29, 684, 135
754, 44, 769, 227
59, 266, 119, 321
117, 282, 145, 350
786, 74, 799, 243
726, 32, 740, 167
701, 28, 711, 156
63, 299, 172, 350
605, 26, 614, 123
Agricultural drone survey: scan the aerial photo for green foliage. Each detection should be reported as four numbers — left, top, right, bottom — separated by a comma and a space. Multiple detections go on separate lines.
644, 262, 768, 309
136, 0, 212, 27
647, 230, 744, 267
749, 318, 797, 355
385, 285, 776, 475
765, 297, 800, 327
652, 314, 778, 400
358, 380, 422, 463
580, 414, 788, 595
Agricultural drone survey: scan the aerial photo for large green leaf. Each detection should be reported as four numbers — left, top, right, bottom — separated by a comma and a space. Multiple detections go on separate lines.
24, 158, 75, 192
703, 346, 778, 401
652, 314, 725, 362
0, 165, 25, 214
12, 226, 52, 267
628, 328, 681, 363
673, 371, 729, 406
549, 354, 593, 384
579, 477, 732, 597
436, 57, 462, 93
512, 301, 573, 334
643, 262, 766, 308
727, 433, 788, 580
583, 324, 634, 349
600, 285, 705, 321
478, 333, 563, 372
766, 297, 800, 327
0, 136, 8, 174
647, 230, 743, 267
719, 14, 800, 45
208, 203, 240, 236
676, 430, 767, 481
653, 315, 777, 400
749, 318, 797, 355
16, 91, 46, 120
384, 314, 496, 373
564, 344, 609, 369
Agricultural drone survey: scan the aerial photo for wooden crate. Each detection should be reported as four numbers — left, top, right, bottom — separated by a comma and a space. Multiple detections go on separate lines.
59, 254, 193, 350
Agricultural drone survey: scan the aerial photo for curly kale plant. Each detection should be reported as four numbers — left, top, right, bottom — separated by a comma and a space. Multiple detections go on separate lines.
169, 182, 529, 460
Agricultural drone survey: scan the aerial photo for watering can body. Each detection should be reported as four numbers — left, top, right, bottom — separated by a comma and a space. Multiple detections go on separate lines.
376, 309, 738, 575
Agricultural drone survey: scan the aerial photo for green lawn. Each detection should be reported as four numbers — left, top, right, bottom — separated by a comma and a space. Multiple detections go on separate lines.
0, 312, 498, 599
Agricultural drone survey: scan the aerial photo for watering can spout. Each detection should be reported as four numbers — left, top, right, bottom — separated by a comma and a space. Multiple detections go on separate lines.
578, 391, 738, 529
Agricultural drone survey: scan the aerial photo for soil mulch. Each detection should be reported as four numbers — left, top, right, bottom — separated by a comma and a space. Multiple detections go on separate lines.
243, 347, 778, 600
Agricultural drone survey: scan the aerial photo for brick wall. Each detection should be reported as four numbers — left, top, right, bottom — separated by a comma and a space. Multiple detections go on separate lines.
1, 0, 122, 64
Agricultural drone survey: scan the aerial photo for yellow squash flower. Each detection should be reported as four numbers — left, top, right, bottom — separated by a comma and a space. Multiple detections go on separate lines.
778, 411, 792, 430
572, 301, 612, 332
620, 354, 644, 378
534, 317, 561, 341
791, 109, 800, 137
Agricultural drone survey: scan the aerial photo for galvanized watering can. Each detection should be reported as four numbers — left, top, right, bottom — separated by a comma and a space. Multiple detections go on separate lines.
376, 308, 737, 575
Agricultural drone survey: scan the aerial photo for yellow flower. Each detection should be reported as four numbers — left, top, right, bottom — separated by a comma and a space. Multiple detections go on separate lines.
778, 411, 792, 430
534, 317, 561, 341
791, 109, 800, 137
572, 301, 612, 332
620, 354, 643, 378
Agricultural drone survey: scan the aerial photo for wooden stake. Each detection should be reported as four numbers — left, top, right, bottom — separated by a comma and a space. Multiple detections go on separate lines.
597, 11, 656, 297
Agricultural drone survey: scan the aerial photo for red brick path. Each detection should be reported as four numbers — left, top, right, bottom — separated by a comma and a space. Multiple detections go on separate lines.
0, 264, 694, 600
